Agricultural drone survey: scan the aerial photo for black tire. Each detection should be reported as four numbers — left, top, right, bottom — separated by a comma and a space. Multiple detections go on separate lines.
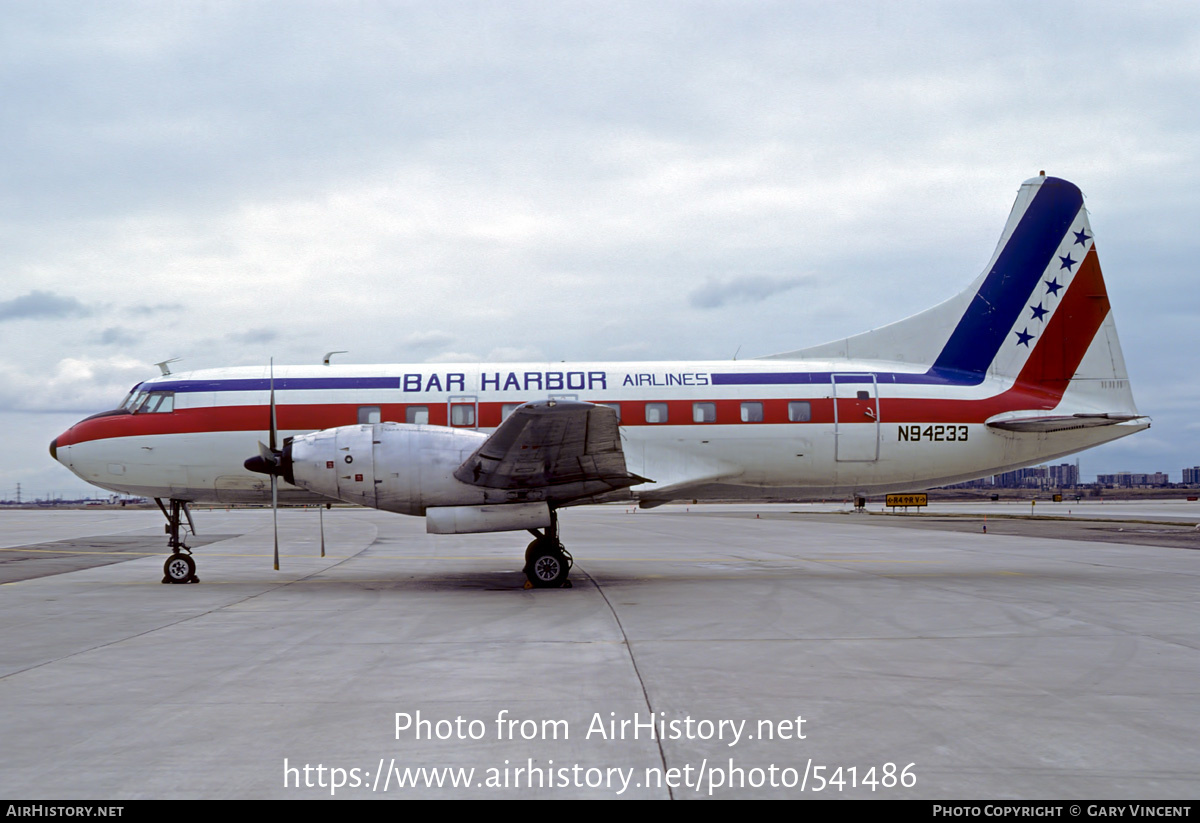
163, 553, 195, 584
524, 538, 542, 569
526, 543, 569, 588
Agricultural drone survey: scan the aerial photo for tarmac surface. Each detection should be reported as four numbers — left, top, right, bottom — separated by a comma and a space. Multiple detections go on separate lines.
1, 501, 1197, 799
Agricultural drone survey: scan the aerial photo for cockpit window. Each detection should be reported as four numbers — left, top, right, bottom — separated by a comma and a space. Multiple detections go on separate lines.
133, 390, 175, 414
118, 383, 145, 412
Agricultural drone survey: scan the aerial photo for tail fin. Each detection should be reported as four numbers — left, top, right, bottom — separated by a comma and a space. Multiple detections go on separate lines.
763, 174, 1139, 415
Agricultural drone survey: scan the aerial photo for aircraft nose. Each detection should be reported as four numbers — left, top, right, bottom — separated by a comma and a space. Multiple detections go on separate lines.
50, 426, 74, 465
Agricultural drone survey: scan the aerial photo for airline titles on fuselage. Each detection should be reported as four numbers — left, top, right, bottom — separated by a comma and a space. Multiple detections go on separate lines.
400, 371, 711, 394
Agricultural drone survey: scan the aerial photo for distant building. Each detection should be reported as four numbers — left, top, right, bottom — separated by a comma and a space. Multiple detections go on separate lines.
1048, 462, 1080, 487
1096, 471, 1169, 488
942, 463, 1172, 492
987, 463, 1079, 489
1183, 466, 1200, 485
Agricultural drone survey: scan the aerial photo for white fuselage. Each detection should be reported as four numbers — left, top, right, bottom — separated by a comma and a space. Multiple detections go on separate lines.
52, 359, 1146, 506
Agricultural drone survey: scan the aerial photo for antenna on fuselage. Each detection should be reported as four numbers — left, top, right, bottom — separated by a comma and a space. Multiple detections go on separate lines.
154, 358, 181, 376
323, 351, 347, 365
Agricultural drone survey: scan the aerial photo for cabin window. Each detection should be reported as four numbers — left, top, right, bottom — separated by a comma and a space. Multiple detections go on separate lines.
740, 402, 763, 422
645, 403, 668, 424
857, 390, 870, 400
692, 402, 716, 423
406, 406, 429, 425
357, 406, 381, 424
501, 403, 523, 420
788, 401, 811, 422
598, 402, 621, 422
451, 403, 476, 427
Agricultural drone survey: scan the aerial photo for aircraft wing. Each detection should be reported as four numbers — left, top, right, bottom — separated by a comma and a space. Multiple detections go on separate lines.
453, 400, 649, 494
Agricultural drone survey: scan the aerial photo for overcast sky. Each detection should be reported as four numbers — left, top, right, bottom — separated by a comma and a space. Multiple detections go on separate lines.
5, 1, 1198, 498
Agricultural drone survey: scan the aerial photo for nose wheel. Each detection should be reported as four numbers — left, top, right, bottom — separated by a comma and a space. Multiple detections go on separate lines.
156, 498, 199, 584
163, 552, 197, 584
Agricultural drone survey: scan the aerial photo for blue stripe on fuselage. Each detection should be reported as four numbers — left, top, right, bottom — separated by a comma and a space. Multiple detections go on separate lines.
141, 377, 402, 393
710, 369, 980, 386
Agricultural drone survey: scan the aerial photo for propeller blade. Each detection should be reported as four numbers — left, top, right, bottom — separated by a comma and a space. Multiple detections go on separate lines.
269, 358, 278, 453
269, 359, 280, 571
258, 441, 279, 466
272, 474, 279, 571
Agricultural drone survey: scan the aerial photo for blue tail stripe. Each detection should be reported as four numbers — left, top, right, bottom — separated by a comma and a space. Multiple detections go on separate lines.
928, 177, 1082, 378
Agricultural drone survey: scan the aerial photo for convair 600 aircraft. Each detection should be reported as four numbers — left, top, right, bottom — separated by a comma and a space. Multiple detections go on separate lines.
51, 175, 1148, 588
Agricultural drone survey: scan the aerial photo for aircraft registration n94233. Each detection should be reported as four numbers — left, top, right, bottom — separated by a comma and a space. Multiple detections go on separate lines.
50, 174, 1148, 588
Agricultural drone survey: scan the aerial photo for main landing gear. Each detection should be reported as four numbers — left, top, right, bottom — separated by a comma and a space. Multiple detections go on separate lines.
155, 498, 199, 584
523, 510, 572, 589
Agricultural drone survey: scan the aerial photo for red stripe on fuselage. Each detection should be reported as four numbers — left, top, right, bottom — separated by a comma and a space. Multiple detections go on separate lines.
58, 249, 1110, 448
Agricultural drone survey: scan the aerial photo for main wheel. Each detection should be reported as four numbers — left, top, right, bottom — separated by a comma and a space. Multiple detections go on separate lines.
163, 552, 196, 584
524, 538, 543, 569
526, 543, 570, 588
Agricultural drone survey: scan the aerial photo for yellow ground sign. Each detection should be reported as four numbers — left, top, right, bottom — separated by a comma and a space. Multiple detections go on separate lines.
886, 493, 928, 507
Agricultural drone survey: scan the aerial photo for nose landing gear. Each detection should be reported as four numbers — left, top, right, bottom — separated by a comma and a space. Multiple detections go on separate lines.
156, 498, 199, 584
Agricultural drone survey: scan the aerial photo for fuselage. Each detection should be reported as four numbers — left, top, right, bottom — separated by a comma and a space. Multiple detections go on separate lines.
50, 357, 1146, 505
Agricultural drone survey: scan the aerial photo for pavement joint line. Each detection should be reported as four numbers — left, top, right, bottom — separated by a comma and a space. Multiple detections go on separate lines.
577, 562, 674, 800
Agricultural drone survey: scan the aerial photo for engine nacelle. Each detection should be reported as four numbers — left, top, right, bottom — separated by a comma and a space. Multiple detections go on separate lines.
285, 423, 554, 525
288, 423, 487, 514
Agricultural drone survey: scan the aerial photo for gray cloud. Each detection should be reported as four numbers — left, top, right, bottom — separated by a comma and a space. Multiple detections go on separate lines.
93, 327, 140, 346
689, 275, 811, 310
402, 331, 455, 350
0, 291, 91, 322
125, 302, 185, 315
227, 328, 278, 344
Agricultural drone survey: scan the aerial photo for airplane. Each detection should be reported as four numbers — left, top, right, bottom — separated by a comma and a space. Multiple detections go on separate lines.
50, 174, 1149, 589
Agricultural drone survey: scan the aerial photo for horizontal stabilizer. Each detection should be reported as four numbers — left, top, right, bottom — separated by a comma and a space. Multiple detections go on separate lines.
985, 411, 1149, 433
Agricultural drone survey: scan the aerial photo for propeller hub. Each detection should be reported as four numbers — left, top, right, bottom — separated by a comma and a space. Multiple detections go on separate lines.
244, 441, 294, 485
